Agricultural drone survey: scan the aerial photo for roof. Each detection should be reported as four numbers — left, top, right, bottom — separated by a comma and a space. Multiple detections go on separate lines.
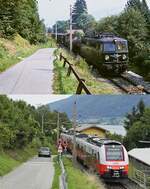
75, 124, 108, 132
85, 36, 127, 43
128, 148, 150, 166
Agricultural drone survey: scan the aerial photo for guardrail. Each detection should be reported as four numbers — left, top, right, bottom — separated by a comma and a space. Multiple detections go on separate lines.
59, 157, 68, 189
59, 53, 91, 95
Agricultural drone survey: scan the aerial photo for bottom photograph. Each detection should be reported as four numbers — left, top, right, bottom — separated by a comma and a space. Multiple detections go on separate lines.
0, 95, 150, 189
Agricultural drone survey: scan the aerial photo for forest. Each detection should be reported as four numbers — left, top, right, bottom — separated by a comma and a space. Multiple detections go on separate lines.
53, 0, 150, 79
0, 95, 71, 151
0, 0, 46, 44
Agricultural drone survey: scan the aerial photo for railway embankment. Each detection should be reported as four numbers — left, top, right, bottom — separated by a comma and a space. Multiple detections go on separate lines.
53, 48, 121, 94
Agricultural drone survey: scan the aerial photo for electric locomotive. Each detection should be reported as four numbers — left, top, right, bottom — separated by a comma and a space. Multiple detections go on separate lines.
61, 133, 129, 179
73, 33, 129, 74
56, 32, 129, 74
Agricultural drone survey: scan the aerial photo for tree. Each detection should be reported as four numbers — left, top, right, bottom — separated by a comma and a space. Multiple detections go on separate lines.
76, 13, 96, 32
53, 20, 69, 33
124, 100, 146, 131
124, 108, 150, 150
126, 0, 142, 10
117, 8, 148, 61
0, 0, 46, 43
72, 0, 88, 29
96, 16, 119, 34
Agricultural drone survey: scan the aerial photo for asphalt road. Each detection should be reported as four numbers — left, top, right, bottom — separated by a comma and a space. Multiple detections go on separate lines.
0, 157, 54, 189
0, 48, 55, 94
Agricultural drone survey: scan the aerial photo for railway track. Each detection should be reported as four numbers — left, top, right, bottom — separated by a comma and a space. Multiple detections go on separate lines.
109, 77, 146, 94
105, 182, 127, 189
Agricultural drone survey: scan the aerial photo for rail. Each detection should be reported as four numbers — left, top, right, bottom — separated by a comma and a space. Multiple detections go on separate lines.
59, 53, 91, 95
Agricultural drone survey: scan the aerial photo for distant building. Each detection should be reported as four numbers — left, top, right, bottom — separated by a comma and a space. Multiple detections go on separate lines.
128, 148, 150, 189
75, 124, 108, 138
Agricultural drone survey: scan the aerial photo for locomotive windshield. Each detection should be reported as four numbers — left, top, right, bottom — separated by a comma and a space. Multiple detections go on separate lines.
103, 41, 128, 53
103, 42, 116, 52
105, 145, 124, 161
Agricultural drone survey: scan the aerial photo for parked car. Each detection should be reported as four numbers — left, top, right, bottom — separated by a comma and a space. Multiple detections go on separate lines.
38, 147, 51, 157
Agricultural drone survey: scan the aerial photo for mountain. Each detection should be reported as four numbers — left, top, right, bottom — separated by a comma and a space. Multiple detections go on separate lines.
48, 95, 150, 123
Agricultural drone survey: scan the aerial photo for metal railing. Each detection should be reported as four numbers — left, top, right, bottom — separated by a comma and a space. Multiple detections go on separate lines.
59, 53, 91, 95
59, 157, 68, 189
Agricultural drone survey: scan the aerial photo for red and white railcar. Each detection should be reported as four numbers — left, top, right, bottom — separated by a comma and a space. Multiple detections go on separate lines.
61, 133, 128, 179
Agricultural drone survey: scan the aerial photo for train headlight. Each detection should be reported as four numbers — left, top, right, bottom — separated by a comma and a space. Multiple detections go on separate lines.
122, 54, 127, 60
120, 166, 125, 170
107, 166, 112, 170
105, 55, 110, 61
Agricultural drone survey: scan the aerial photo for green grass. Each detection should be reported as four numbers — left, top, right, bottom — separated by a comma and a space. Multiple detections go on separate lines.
51, 156, 61, 189
0, 35, 57, 72
63, 157, 105, 189
0, 146, 37, 176
53, 49, 120, 94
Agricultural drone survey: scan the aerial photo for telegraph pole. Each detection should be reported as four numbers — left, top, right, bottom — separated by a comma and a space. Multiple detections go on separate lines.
55, 22, 58, 41
72, 100, 77, 166
70, 5, 73, 52
41, 114, 44, 134
57, 112, 60, 143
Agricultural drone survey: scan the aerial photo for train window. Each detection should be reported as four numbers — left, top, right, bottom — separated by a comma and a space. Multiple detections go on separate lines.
105, 145, 124, 161
116, 41, 128, 52
103, 42, 116, 52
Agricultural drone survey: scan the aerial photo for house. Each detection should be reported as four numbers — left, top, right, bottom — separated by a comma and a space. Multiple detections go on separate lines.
75, 124, 108, 138
128, 148, 150, 189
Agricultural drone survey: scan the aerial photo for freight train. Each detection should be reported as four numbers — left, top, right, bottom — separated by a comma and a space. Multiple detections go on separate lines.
60, 133, 129, 179
56, 32, 129, 74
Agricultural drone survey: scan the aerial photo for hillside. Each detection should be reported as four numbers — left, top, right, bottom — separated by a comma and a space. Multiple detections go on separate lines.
0, 34, 56, 72
49, 95, 150, 123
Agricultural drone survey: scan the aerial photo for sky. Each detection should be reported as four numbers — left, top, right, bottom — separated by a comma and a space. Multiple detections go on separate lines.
38, 0, 150, 27
8, 95, 71, 107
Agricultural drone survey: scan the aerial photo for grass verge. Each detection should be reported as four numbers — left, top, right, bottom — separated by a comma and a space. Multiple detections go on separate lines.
53, 48, 120, 94
51, 156, 61, 189
63, 157, 105, 189
0, 35, 56, 72
0, 146, 37, 176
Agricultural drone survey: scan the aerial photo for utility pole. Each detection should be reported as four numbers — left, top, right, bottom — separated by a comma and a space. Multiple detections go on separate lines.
55, 22, 58, 41
41, 114, 44, 134
72, 100, 77, 167
70, 5, 73, 52
57, 112, 60, 143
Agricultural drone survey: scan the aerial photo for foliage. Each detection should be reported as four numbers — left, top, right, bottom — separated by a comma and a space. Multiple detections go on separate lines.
123, 100, 150, 150
124, 100, 145, 131
124, 108, 150, 150
63, 157, 105, 189
53, 49, 119, 94
72, 0, 88, 29
0, 0, 46, 44
0, 35, 56, 72
0, 95, 71, 151
53, 20, 69, 33
0, 146, 37, 176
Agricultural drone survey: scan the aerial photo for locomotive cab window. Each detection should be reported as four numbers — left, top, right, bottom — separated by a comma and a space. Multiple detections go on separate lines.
116, 41, 128, 52
105, 145, 124, 161
103, 42, 116, 52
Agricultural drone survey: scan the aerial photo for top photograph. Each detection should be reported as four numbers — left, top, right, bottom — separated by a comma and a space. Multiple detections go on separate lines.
0, 0, 149, 95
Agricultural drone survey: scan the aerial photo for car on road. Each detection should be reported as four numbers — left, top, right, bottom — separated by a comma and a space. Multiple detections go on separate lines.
38, 147, 51, 157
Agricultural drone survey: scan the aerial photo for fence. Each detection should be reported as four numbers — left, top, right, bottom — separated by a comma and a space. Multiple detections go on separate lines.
59, 53, 91, 95
59, 157, 68, 189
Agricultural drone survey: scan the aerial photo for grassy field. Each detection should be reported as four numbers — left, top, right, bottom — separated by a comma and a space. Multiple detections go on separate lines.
63, 157, 106, 189
0, 34, 56, 72
53, 48, 120, 94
